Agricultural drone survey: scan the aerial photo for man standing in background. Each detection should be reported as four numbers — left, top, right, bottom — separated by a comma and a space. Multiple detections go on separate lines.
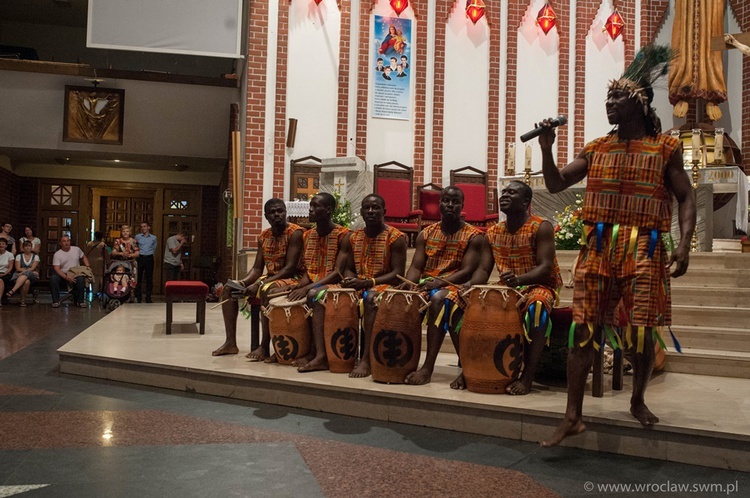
164, 231, 186, 282
135, 222, 157, 303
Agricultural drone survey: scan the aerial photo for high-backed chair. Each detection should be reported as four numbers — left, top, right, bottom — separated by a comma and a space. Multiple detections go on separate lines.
373, 161, 422, 245
449, 166, 499, 231
417, 183, 443, 229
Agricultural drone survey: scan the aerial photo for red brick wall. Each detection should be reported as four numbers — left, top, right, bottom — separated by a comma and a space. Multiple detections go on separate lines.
486, 3, 500, 199
273, 3, 290, 200
728, 0, 750, 173
430, 1, 449, 187
411, 1, 427, 199
573, 1, 607, 152
336, 0, 353, 156
555, 2, 570, 166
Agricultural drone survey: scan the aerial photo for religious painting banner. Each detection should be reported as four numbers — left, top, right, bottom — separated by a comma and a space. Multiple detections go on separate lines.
63, 86, 125, 145
371, 15, 412, 120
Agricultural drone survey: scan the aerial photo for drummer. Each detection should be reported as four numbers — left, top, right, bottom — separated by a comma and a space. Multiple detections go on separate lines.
397, 186, 483, 385
463, 181, 562, 394
288, 192, 351, 371
212, 198, 304, 360
340, 194, 407, 378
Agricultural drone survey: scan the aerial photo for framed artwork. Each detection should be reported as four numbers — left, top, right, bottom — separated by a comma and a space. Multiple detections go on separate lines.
63, 85, 124, 145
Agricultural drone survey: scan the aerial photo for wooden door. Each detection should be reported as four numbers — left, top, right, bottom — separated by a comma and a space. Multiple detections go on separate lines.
102, 196, 154, 241
40, 211, 79, 279
160, 215, 200, 289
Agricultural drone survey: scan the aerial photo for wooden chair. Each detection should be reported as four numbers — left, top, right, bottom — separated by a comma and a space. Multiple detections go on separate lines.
417, 183, 443, 229
449, 166, 499, 231
373, 161, 422, 246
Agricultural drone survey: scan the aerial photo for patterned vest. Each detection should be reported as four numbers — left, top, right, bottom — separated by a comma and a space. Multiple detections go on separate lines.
581, 133, 679, 232
486, 216, 563, 291
422, 222, 481, 278
350, 225, 404, 279
258, 223, 303, 276
302, 224, 349, 282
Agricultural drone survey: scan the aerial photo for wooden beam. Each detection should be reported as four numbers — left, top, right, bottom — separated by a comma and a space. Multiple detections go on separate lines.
712, 32, 750, 51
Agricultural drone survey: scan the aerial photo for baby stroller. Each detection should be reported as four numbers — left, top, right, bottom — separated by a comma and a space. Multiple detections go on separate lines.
101, 260, 136, 312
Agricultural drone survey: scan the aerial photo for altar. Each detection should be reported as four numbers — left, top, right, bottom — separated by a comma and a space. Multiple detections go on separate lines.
319, 156, 372, 229
499, 165, 748, 251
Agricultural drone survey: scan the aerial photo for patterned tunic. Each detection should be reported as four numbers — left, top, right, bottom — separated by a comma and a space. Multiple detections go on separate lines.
302, 225, 349, 283
350, 225, 404, 292
258, 223, 304, 277
486, 216, 562, 317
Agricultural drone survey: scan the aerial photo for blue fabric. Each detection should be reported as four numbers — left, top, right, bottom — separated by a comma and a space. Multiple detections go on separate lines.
135, 233, 158, 256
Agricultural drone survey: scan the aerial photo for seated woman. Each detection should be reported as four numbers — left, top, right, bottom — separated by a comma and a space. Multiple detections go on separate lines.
19, 226, 42, 255
0, 238, 14, 305
5, 240, 41, 306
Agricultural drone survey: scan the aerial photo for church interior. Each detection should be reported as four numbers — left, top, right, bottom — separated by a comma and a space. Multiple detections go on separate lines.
1, 0, 750, 495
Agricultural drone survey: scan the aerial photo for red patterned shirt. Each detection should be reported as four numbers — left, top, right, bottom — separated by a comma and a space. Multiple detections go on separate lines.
258, 223, 304, 276
422, 222, 481, 278
350, 225, 404, 279
302, 225, 349, 282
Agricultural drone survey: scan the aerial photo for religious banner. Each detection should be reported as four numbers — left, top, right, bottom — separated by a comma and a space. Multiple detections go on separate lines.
63, 86, 125, 145
371, 15, 412, 120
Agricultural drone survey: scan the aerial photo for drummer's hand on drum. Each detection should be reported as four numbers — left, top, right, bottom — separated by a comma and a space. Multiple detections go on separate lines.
244, 281, 260, 298
342, 277, 370, 290
395, 281, 415, 291
287, 285, 309, 302
500, 270, 520, 288
422, 278, 442, 292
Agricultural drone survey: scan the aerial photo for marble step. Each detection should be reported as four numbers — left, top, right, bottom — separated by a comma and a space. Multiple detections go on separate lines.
664, 348, 750, 379
558, 286, 750, 307
666, 325, 750, 353
671, 304, 750, 327
555, 251, 750, 270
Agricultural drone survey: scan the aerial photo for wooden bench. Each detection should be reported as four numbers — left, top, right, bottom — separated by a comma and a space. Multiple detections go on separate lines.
165, 281, 209, 335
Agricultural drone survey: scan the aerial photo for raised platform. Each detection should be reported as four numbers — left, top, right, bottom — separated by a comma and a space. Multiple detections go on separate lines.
58, 303, 750, 472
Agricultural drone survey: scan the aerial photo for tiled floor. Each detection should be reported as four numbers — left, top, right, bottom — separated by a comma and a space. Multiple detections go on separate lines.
2, 297, 750, 497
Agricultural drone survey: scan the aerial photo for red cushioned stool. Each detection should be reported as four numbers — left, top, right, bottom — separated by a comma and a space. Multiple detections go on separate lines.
165, 281, 209, 335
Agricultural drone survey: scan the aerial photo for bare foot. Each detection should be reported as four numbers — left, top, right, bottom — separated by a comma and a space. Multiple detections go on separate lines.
245, 347, 268, 362
264, 354, 278, 364
349, 360, 371, 378
292, 354, 314, 368
449, 372, 466, 390
631, 402, 659, 426
297, 356, 329, 372
506, 379, 532, 395
540, 416, 586, 447
211, 344, 239, 356
404, 367, 433, 385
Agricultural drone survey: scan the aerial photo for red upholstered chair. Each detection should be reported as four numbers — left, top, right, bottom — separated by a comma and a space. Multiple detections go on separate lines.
417, 183, 443, 229
449, 166, 499, 231
374, 161, 422, 246
165, 281, 209, 335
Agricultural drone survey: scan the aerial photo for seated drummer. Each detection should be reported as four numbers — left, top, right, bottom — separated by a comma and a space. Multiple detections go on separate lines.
340, 194, 407, 378
396, 186, 483, 385
287, 192, 351, 371
212, 198, 304, 359
464, 181, 562, 394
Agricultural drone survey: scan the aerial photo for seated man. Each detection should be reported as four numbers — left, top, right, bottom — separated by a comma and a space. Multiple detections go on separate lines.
464, 181, 562, 394
397, 186, 483, 385
287, 192, 350, 371
327, 194, 406, 377
212, 198, 304, 359
50, 235, 91, 308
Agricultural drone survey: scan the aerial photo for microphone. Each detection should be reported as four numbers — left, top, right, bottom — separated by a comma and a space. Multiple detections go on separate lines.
519, 115, 567, 143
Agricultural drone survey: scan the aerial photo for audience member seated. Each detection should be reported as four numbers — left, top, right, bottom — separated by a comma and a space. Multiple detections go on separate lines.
5, 240, 41, 307
0, 238, 14, 306
19, 226, 41, 254
50, 235, 91, 308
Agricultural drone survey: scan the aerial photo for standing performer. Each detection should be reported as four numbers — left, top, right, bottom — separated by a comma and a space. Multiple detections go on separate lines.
340, 194, 407, 378
212, 198, 304, 359
536, 45, 696, 446
464, 181, 562, 394
288, 192, 350, 371
397, 186, 483, 385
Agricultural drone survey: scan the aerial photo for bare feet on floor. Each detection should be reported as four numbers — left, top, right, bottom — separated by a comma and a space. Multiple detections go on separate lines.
211, 344, 239, 356
291, 354, 314, 368
349, 361, 371, 378
264, 354, 278, 364
631, 402, 659, 426
449, 372, 465, 390
404, 368, 433, 385
540, 416, 586, 447
297, 356, 328, 372
245, 347, 268, 362
506, 379, 532, 395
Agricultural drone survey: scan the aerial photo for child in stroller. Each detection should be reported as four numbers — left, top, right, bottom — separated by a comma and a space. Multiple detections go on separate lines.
102, 260, 136, 311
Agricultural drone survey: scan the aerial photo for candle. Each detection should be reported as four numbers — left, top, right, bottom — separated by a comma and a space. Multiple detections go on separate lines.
507, 144, 515, 174
691, 129, 701, 163
714, 128, 724, 163
525, 145, 532, 172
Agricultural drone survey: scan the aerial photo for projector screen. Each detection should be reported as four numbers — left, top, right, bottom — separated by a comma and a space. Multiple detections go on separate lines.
87, 0, 243, 58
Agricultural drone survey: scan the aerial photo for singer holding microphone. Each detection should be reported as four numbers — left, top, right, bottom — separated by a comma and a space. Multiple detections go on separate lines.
532, 45, 696, 447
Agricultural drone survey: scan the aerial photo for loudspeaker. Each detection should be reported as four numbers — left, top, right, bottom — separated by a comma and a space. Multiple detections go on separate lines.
286, 118, 298, 148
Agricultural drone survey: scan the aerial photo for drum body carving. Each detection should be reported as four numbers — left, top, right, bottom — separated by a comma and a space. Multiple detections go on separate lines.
323, 288, 359, 373
370, 289, 424, 384
460, 286, 525, 393
265, 297, 311, 365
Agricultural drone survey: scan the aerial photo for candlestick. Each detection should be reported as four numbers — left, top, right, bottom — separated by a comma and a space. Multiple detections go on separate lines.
507, 144, 515, 175
714, 128, 724, 164
691, 129, 702, 163
524, 145, 532, 172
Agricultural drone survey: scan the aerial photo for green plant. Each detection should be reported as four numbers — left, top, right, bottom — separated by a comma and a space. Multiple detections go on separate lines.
661, 232, 675, 255
331, 191, 355, 228
554, 194, 584, 250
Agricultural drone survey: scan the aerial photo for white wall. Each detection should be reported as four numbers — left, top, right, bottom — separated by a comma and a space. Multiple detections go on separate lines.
516, 0, 561, 174
442, 2, 490, 182
584, 0, 625, 143
285, 0, 341, 163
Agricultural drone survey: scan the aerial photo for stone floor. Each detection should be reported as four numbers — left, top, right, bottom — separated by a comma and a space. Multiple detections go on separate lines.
1, 295, 748, 496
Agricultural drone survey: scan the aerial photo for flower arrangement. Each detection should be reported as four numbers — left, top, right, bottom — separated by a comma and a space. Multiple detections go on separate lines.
331, 191, 356, 228
554, 194, 584, 250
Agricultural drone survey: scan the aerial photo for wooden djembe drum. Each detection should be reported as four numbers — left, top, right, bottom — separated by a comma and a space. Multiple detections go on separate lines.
322, 288, 359, 373
265, 296, 311, 365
